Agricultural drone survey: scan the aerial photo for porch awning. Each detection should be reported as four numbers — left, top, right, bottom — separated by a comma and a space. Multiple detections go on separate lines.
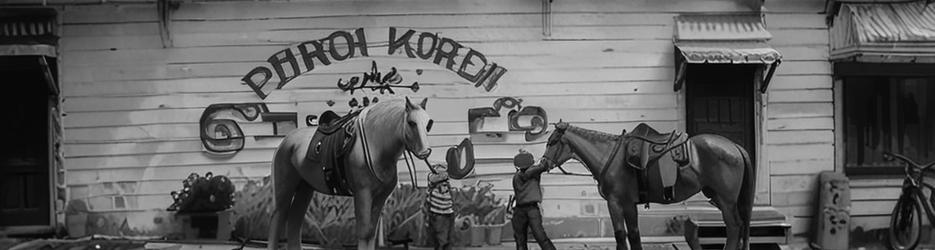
675, 41, 781, 64
673, 14, 782, 92
829, 1, 935, 62
0, 8, 58, 57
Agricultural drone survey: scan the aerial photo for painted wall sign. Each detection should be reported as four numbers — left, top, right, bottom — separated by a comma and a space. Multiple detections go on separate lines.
468, 97, 548, 142
242, 28, 507, 99
337, 61, 419, 95
199, 103, 297, 153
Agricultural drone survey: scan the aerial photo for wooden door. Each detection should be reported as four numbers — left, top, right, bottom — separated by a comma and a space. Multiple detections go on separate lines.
0, 57, 51, 226
686, 64, 756, 156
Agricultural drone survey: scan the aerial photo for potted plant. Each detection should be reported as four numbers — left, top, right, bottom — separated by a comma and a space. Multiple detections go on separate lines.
452, 183, 508, 246
167, 172, 236, 240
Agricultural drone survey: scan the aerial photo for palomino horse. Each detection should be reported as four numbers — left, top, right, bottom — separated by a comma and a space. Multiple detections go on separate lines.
268, 98, 434, 250
541, 121, 754, 250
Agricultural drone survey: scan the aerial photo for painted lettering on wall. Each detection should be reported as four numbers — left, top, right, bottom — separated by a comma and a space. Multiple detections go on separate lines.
241, 28, 506, 99
200, 103, 298, 153
468, 97, 548, 142
388, 27, 507, 92
337, 61, 419, 95
242, 28, 369, 99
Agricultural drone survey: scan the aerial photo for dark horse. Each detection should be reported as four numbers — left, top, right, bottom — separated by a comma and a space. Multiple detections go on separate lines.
541, 121, 755, 250
268, 98, 434, 250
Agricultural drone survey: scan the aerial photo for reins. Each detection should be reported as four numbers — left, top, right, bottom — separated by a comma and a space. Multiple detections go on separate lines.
357, 107, 386, 184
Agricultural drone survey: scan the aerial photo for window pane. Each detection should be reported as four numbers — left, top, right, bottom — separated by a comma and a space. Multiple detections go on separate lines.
844, 76, 935, 170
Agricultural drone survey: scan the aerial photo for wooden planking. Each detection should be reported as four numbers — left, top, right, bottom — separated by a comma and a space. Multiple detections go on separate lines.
63, 101, 676, 130
767, 103, 833, 119
772, 45, 829, 61
769, 89, 833, 103
64, 120, 678, 157
788, 217, 813, 236
60, 45, 674, 69
767, 130, 834, 145
771, 60, 832, 76
770, 159, 833, 175
62, 26, 673, 51
764, 0, 827, 13
768, 144, 833, 162
61, 62, 675, 88
850, 215, 893, 231
775, 204, 815, 218
765, 13, 827, 29
60, 4, 158, 24
768, 75, 833, 90
850, 186, 901, 201
64, 109, 676, 142
66, 162, 270, 186
767, 117, 834, 131
62, 13, 675, 37
65, 84, 675, 111
770, 174, 819, 207
55, 0, 836, 217
63, 76, 675, 97
851, 200, 897, 216
769, 30, 829, 46
168, 0, 748, 21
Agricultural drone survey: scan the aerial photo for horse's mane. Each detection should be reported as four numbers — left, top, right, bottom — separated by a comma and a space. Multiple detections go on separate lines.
565, 125, 620, 142
364, 99, 407, 128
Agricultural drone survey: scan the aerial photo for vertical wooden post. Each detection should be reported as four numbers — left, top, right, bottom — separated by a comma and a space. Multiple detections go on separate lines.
754, 65, 770, 205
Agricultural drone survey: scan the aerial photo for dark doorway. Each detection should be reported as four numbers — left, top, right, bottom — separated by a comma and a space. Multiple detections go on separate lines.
0, 56, 54, 227
685, 64, 756, 156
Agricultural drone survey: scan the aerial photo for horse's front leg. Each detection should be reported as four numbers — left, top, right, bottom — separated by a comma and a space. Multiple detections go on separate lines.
354, 190, 377, 250
621, 202, 643, 250
368, 188, 393, 248
608, 200, 642, 250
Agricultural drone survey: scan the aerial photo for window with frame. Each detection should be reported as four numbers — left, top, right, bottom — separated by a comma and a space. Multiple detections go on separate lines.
841, 63, 935, 175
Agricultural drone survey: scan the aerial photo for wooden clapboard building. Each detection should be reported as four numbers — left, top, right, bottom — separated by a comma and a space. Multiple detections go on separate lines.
825, 0, 935, 248
0, 0, 868, 247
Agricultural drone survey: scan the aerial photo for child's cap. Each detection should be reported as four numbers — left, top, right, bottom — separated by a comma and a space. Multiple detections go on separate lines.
513, 150, 535, 169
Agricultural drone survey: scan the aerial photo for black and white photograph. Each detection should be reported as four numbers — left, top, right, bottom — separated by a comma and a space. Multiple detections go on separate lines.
0, 0, 933, 249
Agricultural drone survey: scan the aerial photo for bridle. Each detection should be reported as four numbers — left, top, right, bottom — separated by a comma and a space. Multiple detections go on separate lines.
541, 128, 592, 177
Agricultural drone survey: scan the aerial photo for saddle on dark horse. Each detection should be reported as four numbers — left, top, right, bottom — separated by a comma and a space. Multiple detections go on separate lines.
624, 123, 693, 203
305, 110, 361, 196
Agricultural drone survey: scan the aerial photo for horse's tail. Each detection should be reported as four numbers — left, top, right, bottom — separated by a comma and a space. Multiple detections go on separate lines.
735, 143, 755, 249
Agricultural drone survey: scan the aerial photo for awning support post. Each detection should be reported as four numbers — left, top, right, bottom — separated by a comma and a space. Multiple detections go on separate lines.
673, 60, 688, 91
542, 0, 553, 37
760, 59, 781, 93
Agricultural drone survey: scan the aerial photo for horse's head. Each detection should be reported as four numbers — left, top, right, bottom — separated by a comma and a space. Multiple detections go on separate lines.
542, 120, 575, 169
403, 97, 433, 159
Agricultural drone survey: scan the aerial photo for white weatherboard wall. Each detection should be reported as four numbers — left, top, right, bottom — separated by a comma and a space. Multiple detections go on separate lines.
764, 0, 835, 242
56, 0, 832, 242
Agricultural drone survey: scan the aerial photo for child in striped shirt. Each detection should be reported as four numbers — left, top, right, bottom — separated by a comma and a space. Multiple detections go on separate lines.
425, 163, 454, 250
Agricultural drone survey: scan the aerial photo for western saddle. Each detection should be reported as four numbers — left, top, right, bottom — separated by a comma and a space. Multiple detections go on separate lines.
306, 110, 361, 196
625, 123, 692, 202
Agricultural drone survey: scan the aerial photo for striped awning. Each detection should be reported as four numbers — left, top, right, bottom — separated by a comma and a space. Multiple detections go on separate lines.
674, 14, 782, 64
672, 14, 782, 92
676, 41, 781, 64
829, 1, 935, 62
0, 8, 58, 57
